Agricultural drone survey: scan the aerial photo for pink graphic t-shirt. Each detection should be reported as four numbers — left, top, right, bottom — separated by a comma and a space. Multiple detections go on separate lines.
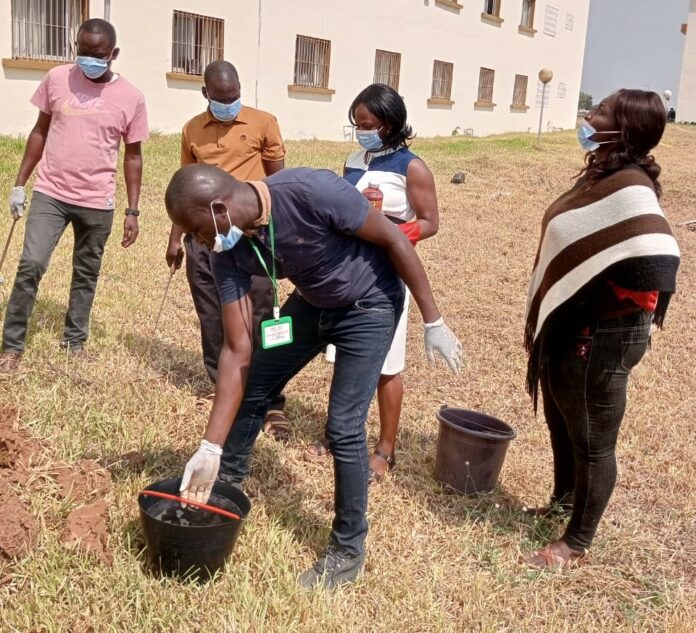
31, 64, 149, 210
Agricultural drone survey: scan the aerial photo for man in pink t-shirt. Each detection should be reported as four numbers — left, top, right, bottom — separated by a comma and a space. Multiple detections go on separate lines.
0, 19, 148, 374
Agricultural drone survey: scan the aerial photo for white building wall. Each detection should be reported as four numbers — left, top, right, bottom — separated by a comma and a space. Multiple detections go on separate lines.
677, 0, 696, 122
0, 0, 589, 139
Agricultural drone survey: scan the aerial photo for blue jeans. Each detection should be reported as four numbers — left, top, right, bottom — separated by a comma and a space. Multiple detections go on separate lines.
219, 290, 403, 555
541, 310, 651, 550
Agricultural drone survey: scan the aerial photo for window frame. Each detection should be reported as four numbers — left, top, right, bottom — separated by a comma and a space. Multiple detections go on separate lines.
520, 0, 536, 29
430, 59, 454, 103
170, 9, 224, 77
373, 49, 401, 92
483, 0, 501, 17
512, 73, 529, 107
290, 34, 333, 94
476, 67, 496, 106
9, 0, 89, 63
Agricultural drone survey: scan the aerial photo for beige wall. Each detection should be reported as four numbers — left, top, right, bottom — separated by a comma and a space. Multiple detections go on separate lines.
677, 0, 696, 122
1, 0, 589, 139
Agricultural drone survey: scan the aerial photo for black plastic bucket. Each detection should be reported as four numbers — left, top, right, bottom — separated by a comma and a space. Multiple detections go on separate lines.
138, 477, 251, 582
434, 406, 516, 495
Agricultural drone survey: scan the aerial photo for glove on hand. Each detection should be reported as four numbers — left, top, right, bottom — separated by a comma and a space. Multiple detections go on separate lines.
180, 439, 223, 504
424, 317, 463, 374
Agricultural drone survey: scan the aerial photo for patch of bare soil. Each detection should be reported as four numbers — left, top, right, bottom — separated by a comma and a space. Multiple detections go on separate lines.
0, 479, 38, 559
53, 459, 112, 502
0, 407, 39, 482
61, 499, 112, 565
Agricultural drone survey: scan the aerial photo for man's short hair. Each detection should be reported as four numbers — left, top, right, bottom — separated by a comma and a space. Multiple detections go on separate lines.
204, 60, 239, 85
77, 19, 117, 48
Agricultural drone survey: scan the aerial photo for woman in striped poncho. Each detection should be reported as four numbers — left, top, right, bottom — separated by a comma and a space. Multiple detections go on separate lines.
522, 90, 681, 569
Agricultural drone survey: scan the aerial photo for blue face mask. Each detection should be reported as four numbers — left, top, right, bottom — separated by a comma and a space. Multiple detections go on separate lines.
76, 55, 110, 79
577, 120, 621, 152
211, 204, 244, 253
209, 98, 242, 122
356, 128, 384, 151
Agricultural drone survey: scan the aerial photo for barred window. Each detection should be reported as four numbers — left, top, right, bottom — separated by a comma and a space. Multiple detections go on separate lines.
512, 74, 528, 106
557, 82, 567, 99
374, 50, 401, 92
172, 10, 224, 76
477, 67, 495, 103
536, 81, 550, 107
483, 0, 501, 17
293, 35, 331, 88
565, 13, 575, 31
11, 0, 88, 61
521, 0, 535, 28
431, 60, 454, 100
543, 4, 558, 37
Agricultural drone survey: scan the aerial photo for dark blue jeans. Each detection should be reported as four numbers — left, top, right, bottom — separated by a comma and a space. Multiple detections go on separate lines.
541, 310, 651, 550
219, 289, 404, 555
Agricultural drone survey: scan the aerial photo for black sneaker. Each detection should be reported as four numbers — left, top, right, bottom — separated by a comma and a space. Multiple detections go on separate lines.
298, 545, 365, 590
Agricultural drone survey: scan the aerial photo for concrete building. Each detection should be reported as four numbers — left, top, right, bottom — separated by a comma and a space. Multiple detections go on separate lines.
1, 0, 589, 139
677, 0, 696, 122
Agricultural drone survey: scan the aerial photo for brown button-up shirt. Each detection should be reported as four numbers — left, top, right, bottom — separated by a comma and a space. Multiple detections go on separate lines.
180, 106, 285, 180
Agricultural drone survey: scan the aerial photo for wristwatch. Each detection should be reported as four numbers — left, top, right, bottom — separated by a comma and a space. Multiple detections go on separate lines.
125, 207, 140, 217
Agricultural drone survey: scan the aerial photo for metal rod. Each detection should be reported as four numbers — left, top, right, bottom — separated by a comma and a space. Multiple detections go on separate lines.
151, 263, 177, 336
0, 219, 19, 284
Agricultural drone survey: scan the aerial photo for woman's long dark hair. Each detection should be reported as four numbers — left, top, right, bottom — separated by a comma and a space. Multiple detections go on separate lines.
581, 89, 666, 198
349, 83, 415, 150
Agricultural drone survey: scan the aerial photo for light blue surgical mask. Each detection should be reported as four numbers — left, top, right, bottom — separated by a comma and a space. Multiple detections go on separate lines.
356, 128, 384, 151
577, 120, 621, 152
209, 98, 242, 122
211, 204, 244, 253
76, 55, 110, 79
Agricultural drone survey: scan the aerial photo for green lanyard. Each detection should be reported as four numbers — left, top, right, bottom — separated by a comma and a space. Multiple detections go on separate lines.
247, 215, 279, 319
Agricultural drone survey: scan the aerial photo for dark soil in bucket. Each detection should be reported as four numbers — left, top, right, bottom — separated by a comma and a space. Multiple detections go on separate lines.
148, 494, 241, 527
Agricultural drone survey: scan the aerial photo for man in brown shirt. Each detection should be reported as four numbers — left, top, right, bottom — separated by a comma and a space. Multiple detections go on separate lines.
166, 60, 289, 437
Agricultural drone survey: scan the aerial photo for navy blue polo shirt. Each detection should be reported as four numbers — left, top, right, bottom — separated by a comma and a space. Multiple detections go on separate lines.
211, 167, 402, 308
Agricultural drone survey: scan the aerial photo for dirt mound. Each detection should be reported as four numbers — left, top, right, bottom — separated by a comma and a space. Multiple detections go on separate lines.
54, 459, 112, 502
0, 480, 38, 559
0, 408, 38, 471
61, 500, 112, 565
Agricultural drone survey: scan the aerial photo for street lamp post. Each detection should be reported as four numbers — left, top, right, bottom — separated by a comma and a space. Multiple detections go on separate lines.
537, 68, 553, 145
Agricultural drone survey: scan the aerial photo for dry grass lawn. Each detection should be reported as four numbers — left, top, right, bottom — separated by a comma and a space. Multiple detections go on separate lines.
0, 125, 694, 632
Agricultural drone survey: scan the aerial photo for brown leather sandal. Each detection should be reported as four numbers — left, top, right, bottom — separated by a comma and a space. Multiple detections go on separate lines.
368, 449, 396, 484
522, 543, 587, 570
262, 409, 291, 442
303, 437, 331, 462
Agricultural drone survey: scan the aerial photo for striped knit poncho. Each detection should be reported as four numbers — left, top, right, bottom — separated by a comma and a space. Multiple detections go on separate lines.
524, 165, 681, 402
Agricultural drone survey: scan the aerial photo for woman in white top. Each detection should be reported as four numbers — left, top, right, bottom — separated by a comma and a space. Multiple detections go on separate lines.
305, 83, 439, 482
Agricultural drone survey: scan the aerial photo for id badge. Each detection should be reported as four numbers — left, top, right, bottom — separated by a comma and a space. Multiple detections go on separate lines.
261, 316, 293, 349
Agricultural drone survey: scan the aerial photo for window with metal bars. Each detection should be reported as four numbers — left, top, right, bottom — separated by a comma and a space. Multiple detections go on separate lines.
171, 10, 224, 76
484, 0, 501, 16
557, 82, 567, 98
431, 60, 453, 100
11, 0, 88, 61
477, 67, 495, 103
293, 35, 331, 89
521, 0, 535, 28
512, 74, 528, 105
374, 50, 401, 91
543, 4, 558, 37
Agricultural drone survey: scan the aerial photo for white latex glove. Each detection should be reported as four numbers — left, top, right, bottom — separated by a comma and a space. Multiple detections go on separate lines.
9, 187, 26, 220
424, 317, 463, 374
180, 439, 222, 504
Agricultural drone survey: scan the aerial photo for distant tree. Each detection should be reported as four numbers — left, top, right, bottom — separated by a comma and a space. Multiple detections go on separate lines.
578, 91, 593, 111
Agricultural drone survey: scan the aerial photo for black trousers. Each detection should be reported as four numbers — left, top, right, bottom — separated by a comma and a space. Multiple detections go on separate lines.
541, 310, 651, 550
183, 234, 286, 411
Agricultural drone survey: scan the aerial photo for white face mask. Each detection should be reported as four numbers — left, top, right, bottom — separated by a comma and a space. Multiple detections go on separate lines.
210, 203, 244, 253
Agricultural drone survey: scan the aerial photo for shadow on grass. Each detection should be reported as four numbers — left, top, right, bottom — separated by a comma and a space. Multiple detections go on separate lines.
98, 447, 188, 482
0, 296, 108, 348
117, 330, 212, 395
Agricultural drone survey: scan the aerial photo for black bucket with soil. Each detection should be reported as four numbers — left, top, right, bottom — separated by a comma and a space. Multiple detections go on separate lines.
138, 477, 251, 582
434, 406, 516, 495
